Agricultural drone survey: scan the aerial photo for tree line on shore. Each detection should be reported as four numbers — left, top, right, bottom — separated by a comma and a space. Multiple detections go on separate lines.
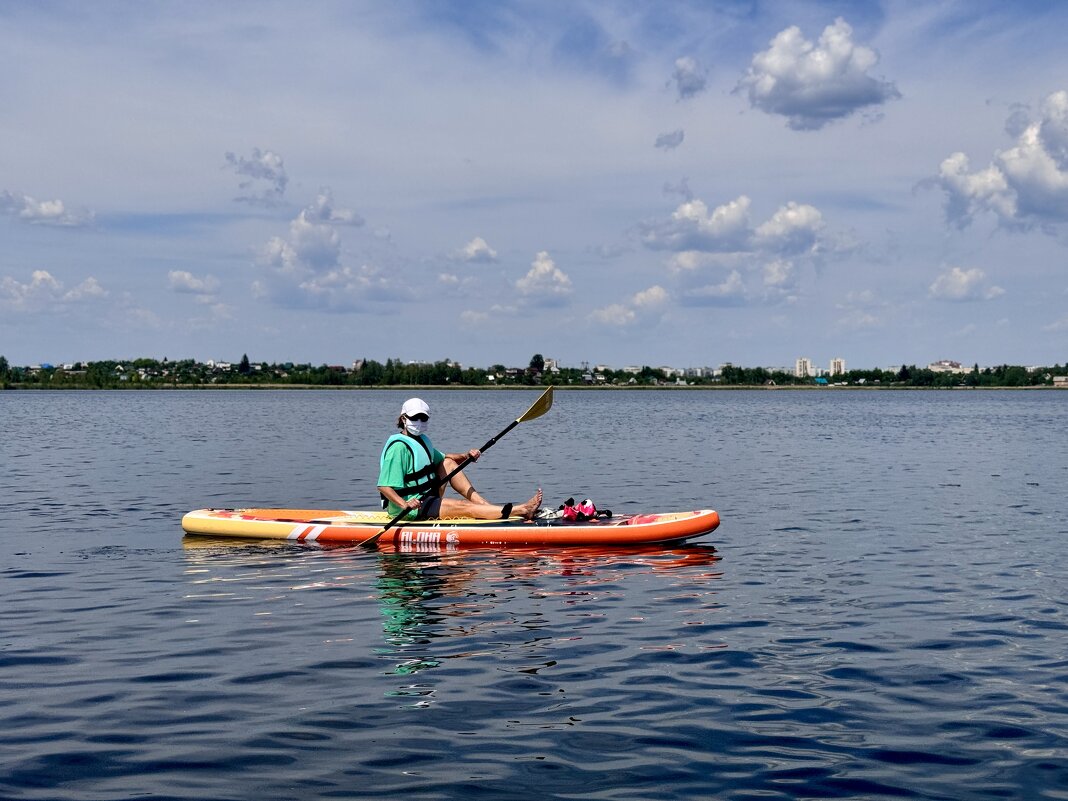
1, 354, 1065, 389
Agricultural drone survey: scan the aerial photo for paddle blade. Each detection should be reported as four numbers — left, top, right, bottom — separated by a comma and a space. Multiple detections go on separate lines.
517, 386, 553, 423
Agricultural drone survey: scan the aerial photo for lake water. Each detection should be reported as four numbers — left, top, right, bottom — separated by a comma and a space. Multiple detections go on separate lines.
1, 388, 1066, 800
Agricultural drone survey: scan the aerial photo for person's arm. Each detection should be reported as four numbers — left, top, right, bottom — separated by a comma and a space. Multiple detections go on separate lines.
444, 448, 481, 463
378, 485, 421, 511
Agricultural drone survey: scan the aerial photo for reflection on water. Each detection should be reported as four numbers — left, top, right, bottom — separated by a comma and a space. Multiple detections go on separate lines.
376, 556, 454, 679
182, 537, 723, 696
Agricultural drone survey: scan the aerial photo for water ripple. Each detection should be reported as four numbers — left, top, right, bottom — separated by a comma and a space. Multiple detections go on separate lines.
2, 390, 1067, 799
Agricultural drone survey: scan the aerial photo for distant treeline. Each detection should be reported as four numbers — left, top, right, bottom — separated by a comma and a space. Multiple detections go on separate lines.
718, 363, 1067, 388
1, 354, 1066, 389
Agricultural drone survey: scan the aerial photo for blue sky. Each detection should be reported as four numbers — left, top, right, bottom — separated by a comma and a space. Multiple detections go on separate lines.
3, 0, 1068, 369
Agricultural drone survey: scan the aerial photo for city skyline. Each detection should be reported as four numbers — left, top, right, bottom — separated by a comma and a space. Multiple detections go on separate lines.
2, 2, 1068, 367
7, 351, 1054, 376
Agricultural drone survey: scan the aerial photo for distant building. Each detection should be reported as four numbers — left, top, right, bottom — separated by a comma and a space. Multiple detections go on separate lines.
929, 360, 967, 374
830, 357, 846, 376
795, 357, 813, 378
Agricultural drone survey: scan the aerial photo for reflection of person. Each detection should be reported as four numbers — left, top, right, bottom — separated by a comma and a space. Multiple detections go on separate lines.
377, 398, 542, 521
376, 555, 447, 676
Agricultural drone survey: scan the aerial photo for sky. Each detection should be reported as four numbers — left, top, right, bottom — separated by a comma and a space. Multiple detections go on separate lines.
2, 0, 1068, 370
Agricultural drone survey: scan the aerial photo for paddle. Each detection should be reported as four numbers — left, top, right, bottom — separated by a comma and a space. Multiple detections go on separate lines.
358, 385, 554, 549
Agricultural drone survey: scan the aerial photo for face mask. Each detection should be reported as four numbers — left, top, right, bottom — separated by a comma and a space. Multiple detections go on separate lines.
404, 419, 428, 436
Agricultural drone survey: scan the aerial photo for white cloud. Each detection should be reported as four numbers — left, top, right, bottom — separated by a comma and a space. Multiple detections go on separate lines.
453, 236, 498, 263
224, 148, 288, 205
762, 258, 794, 288
632, 284, 669, 310
168, 270, 220, 295
516, 251, 572, 299
999, 114, 1068, 222
1043, 316, 1068, 333
460, 309, 489, 325
762, 258, 803, 304
296, 263, 407, 309
667, 251, 715, 272
671, 56, 707, 100
1039, 91, 1068, 170
644, 193, 834, 307
682, 270, 745, 305
935, 152, 1017, 228
655, 129, 685, 151
642, 196, 753, 252
936, 90, 1068, 228
255, 189, 383, 309
737, 17, 900, 130
591, 285, 669, 328
754, 201, 824, 255
591, 303, 635, 327
281, 214, 339, 270
260, 191, 353, 276
0, 190, 93, 226
303, 189, 364, 227
61, 276, 106, 302
929, 266, 1005, 301
0, 270, 106, 310
648, 195, 829, 258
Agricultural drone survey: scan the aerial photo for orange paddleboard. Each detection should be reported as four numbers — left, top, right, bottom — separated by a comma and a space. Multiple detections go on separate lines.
181, 507, 720, 547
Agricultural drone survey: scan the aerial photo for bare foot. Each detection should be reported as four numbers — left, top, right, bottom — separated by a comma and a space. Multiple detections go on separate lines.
513, 488, 543, 520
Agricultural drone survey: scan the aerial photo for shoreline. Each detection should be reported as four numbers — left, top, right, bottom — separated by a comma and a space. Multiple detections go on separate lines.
3, 383, 1064, 392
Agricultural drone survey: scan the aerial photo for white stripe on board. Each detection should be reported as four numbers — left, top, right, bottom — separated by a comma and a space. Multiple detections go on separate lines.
287, 524, 311, 540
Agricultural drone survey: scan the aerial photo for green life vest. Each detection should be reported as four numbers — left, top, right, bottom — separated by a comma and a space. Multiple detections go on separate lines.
380, 433, 440, 500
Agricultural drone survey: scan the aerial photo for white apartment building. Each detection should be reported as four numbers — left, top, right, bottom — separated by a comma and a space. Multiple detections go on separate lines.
929, 360, 967, 374
830, 357, 846, 376
795, 357, 813, 378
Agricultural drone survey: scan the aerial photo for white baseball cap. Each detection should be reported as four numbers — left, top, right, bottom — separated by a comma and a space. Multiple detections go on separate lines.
400, 398, 430, 417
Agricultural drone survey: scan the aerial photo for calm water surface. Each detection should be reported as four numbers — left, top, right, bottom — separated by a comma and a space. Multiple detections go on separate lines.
1, 389, 1066, 800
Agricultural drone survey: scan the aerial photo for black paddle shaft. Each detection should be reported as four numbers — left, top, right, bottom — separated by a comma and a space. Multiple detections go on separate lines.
437, 419, 519, 489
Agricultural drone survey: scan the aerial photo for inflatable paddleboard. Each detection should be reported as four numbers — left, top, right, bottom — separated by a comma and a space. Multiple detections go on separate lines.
181, 507, 720, 547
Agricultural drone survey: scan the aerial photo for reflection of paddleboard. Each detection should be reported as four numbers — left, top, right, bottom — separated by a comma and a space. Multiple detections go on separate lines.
181, 508, 720, 547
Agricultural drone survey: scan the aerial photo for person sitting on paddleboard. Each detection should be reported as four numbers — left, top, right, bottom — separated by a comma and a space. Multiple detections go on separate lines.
378, 398, 542, 521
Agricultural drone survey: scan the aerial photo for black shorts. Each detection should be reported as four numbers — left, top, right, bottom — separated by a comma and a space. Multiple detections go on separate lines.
414, 495, 442, 520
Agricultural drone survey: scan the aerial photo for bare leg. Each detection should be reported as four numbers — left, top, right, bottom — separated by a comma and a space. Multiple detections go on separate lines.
436, 488, 542, 520
442, 457, 489, 504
